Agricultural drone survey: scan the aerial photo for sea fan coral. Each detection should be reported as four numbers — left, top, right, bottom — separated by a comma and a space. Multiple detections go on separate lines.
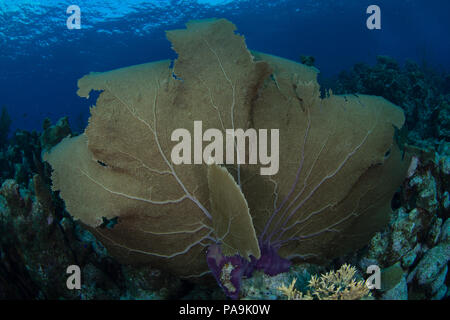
44, 18, 408, 297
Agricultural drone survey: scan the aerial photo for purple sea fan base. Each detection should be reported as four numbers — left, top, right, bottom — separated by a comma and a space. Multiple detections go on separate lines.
248, 242, 292, 277
206, 242, 291, 299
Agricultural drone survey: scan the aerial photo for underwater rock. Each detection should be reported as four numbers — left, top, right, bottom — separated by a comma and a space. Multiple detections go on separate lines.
409, 170, 439, 213
0, 179, 78, 299
381, 262, 405, 292
381, 275, 408, 300
437, 101, 450, 139
179, 284, 226, 300
426, 217, 442, 247
79, 263, 121, 300
241, 271, 290, 300
440, 156, 450, 195
366, 207, 428, 268
401, 243, 421, 268
413, 243, 449, 285
408, 243, 450, 299
360, 142, 449, 300
120, 265, 184, 300
380, 262, 408, 300
432, 282, 447, 300
429, 265, 447, 297
0, 179, 32, 217
408, 242, 449, 298
402, 143, 449, 221
440, 218, 450, 242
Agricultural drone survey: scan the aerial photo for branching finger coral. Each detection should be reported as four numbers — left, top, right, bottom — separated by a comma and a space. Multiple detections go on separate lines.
278, 264, 371, 300
277, 278, 314, 300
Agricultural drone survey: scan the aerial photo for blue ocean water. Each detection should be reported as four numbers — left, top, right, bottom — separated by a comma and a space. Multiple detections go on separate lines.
0, 0, 449, 133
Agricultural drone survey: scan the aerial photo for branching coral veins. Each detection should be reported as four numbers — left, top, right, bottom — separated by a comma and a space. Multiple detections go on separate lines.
44, 19, 409, 283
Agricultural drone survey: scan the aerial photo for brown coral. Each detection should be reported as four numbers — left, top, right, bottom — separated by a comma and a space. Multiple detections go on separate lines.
44, 18, 408, 279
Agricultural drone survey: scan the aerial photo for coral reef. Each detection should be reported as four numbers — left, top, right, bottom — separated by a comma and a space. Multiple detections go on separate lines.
330, 55, 450, 144
240, 263, 324, 300
0, 106, 12, 149
306, 264, 371, 300
43, 19, 407, 299
0, 177, 184, 299
322, 56, 450, 300
0, 119, 185, 300
277, 264, 371, 300
354, 142, 450, 300
337, 147, 448, 300
0, 23, 448, 301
